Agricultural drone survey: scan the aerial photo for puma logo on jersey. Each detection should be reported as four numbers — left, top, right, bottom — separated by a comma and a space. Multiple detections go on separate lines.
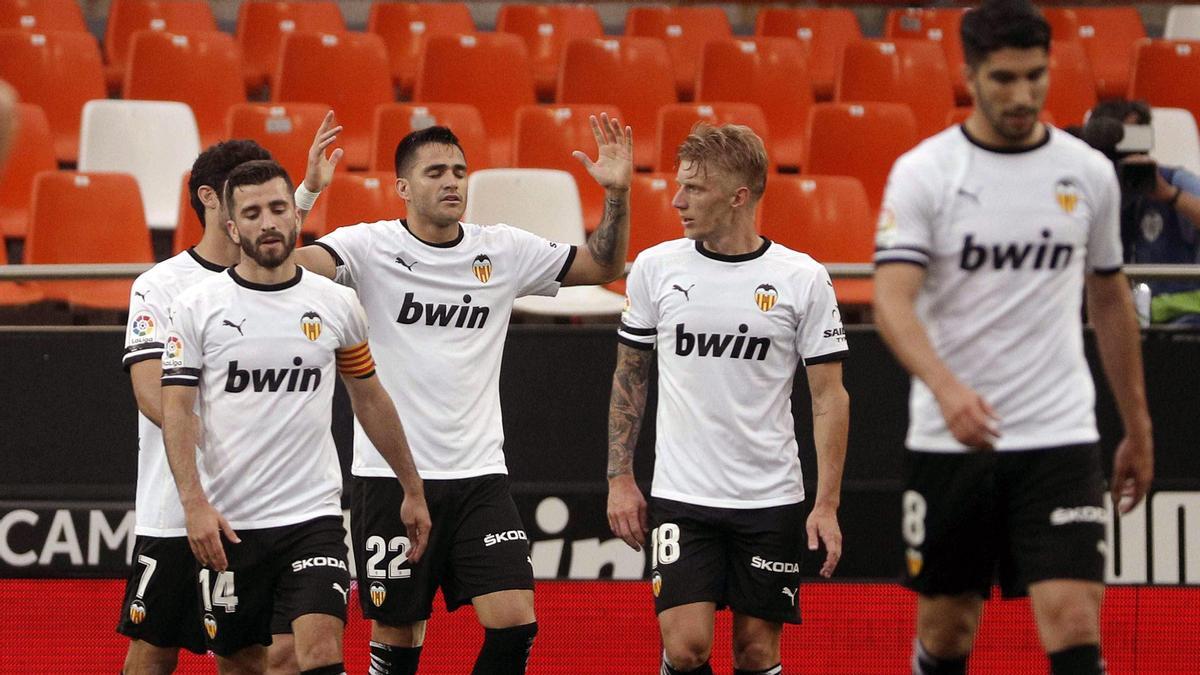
332, 582, 349, 603
675, 323, 770, 361
397, 292, 489, 329
222, 318, 246, 336
289, 556, 348, 572
225, 357, 321, 393
751, 556, 800, 573
394, 256, 418, 271
134, 290, 149, 301
781, 586, 798, 606
484, 530, 528, 547
959, 231, 1074, 272
671, 284, 695, 301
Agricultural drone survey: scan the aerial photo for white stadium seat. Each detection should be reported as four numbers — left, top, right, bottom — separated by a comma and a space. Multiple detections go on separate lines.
1151, 107, 1200, 176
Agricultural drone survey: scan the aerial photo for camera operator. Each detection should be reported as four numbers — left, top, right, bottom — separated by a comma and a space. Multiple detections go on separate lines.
1078, 99, 1200, 326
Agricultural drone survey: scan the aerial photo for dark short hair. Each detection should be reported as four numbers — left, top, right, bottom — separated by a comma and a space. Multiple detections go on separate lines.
188, 140, 272, 227
223, 159, 294, 214
961, 0, 1051, 69
393, 126, 464, 177
1089, 98, 1152, 125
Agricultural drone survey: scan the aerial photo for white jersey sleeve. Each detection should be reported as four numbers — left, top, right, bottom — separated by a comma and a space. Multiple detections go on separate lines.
122, 275, 170, 370
1086, 162, 1124, 273
315, 222, 375, 288
874, 152, 941, 268
796, 266, 849, 365
506, 225, 576, 297
616, 256, 657, 350
160, 292, 203, 387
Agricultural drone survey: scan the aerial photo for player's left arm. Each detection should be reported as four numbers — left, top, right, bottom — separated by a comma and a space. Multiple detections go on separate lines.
805, 360, 849, 578
339, 352, 431, 563
295, 110, 343, 223
562, 113, 633, 286
1086, 271, 1154, 513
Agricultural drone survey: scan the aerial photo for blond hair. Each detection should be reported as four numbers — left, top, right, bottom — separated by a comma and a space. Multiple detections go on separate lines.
675, 123, 768, 199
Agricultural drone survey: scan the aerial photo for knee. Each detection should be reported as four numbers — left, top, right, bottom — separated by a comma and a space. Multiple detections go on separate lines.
1040, 598, 1100, 646
664, 639, 712, 672
265, 645, 297, 674
293, 638, 341, 671
918, 611, 979, 658
732, 638, 778, 670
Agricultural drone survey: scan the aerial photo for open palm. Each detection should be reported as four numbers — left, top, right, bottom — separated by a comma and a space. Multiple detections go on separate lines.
573, 113, 633, 192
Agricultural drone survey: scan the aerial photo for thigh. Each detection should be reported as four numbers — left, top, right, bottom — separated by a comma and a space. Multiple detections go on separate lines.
445, 476, 535, 611
726, 502, 805, 624
270, 517, 351, 635
352, 476, 444, 625
649, 498, 727, 615
1000, 445, 1107, 598
117, 535, 208, 654
903, 451, 999, 599
199, 532, 275, 658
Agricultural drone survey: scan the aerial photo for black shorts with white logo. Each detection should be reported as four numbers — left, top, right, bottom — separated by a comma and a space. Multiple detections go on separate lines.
648, 497, 805, 624
902, 443, 1107, 599
197, 515, 350, 657
116, 535, 207, 654
352, 474, 534, 625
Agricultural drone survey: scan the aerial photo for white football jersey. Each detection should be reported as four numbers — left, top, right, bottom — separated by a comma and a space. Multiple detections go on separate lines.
161, 267, 374, 530
618, 238, 848, 509
316, 220, 574, 479
123, 249, 226, 537
874, 126, 1124, 452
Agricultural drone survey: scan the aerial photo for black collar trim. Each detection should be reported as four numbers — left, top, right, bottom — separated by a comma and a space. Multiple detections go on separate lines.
186, 248, 226, 272
228, 266, 303, 291
695, 237, 772, 263
960, 124, 1052, 154
402, 219, 464, 248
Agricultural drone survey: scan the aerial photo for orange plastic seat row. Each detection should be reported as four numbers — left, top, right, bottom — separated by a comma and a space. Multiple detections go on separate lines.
237, 0, 345, 91
103, 0, 217, 91
884, 7, 968, 102
754, 8, 862, 101
368, 2, 475, 97
1043, 7, 1145, 101
626, 6, 732, 101
836, 39, 955, 141
654, 103, 769, 175
0, 0, 86, 32
0, 103, 55, 239
804, 102, 919, 212
1130, 39, 1200, 132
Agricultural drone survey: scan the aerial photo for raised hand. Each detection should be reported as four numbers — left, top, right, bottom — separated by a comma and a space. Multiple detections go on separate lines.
572, 113, 633, 193
303, 110, 344, 193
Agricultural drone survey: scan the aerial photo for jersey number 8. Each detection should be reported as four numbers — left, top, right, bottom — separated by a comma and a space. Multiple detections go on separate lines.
651, 523, 681, 568
902, 490, 928, 548
365, 535, 413, 579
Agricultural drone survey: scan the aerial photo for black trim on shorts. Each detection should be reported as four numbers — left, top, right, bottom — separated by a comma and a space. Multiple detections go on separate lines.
555, 245, 579, 282
311, 241, 344, 267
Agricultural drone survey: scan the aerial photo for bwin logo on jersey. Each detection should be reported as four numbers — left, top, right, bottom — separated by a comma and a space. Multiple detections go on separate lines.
675, 323, 771, 360
225, 357, 321, 393
397, 292, 490, 329
484, 530, 528, 547
959, 231, 1074, 272
473, 254, 492, 283
755, 284, 778, 311
301, 311, 322, 341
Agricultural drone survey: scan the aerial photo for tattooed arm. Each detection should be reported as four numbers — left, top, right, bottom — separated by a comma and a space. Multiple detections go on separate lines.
562, 113, 633, 286
606, 343, 653, 551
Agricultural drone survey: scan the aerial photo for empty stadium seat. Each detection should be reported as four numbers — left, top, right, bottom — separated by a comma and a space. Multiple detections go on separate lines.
836, 40, 955, 141
0, 104, 55, 239
78, 99, 201, 231
0, 0, 86, 32
367, 2, 475, 98
0, 30, 106, 163
754, 8, 862, 101
804, 103, 919, 211
1166, 6, 1200, 40
557, 37, 676, 170
884, 7, 968, 103
463, 168, 625, 316
498, 3, 604, 101
1045, 39, 1097, 129
273, 31, 392, 171
513, 104, 624, 227
415, 33, 537, 168
628, 172, 679, 260
625, 6, 732, 101
103, 0, 217, 91
1150, 107, 1200, 176
1130, 40, 1200, 130
123, 30, 245, 149
319, 171, 406, 237
236, 0, 345, 91
654, 103, 770, 174
0, 241, 44, 306
696, 38, 813, 171
226, 102, 331, 185
25, 171, 153, 310
372, 102, 490, 173
1045, 7, 1145, 100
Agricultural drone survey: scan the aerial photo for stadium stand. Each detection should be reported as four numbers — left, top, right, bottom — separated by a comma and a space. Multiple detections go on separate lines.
226, 102, 332, 186
0, 0, 86, 32
102, 0, 217, 92
0, 103, 55, 240
319, 171, 406, 237
804, 102, 918, 212
836, 39, 955, 141
625, 5, 732, 101
654, 102, 770, 174
367, 1, 475, 99
754, 7, 862, 101
498, 3, 604, 101
236, 0, 345, 92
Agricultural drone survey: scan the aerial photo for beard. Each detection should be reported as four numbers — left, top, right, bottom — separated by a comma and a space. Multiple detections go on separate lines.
240, 228, 297, 268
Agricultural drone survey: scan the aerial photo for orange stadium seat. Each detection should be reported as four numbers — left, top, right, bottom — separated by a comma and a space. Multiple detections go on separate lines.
415, 33, 536, 168
884, 7, 968, 103
1045, 39, 1097, 129
122, 30, 246, 149
273, 31, 392, 171
754, 7, 861, 101
759, 174, 874, 305
319, 171, 406, 237
236, 0, 345, 92
837, 40, 955, 141
1045, 7, 1145, 100
0, 104, 56, 240
804, 102, 919, 212
628, 172, 679, 259
371, 102, 491, 173
557, 37, 676, 171
25, 171, 153, 310
0, 0, 86, 31
226, 102, 330, 184
103, 0, 217, 91
1129, 40, 1200, 128
497, 3, 604, 101
513, 104, 624, 227
0, 241, 44, 306
625, 6, 732, 101
0, 29, 106, 163
367, 2, 475, 98
173, 172, 202, 254
654, 103, 770, 174
696, 38, 812, 171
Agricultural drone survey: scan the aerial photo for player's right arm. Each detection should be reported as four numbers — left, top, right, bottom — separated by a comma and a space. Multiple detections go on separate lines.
293, 245, 338, 279
128, 361, 163, 427
606, 344, 652, 551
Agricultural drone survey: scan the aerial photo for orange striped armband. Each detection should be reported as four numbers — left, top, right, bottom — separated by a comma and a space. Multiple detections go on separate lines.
336, 341, 376, 379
